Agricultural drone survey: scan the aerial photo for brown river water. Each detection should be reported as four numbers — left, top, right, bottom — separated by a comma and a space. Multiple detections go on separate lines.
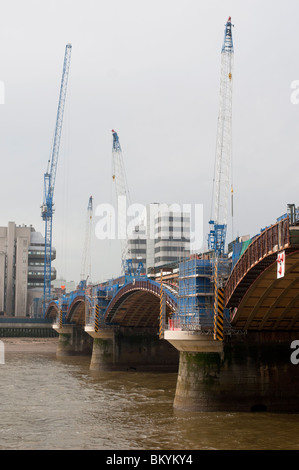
0, 339, 299, 451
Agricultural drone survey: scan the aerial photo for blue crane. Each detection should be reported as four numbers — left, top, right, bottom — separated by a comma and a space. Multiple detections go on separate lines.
41, 44, 72, 316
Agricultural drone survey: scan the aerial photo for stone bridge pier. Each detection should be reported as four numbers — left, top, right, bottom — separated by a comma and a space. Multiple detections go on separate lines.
165, 330, 299, 412
53, 324, 93, 356
86, 326, 179, 371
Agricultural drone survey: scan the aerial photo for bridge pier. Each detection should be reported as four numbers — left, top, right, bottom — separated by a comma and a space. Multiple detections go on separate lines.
165, 330, 299, 412
86, 326, 179, 371
165, 331, 224, 411
53, 325, 93, 357
88, 328, 115, 370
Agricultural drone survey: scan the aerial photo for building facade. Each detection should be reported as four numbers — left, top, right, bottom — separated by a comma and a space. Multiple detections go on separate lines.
154, 209, 190, 269
127, 223, 147, 273
126, 203, 190, 274
0, 222, 56, 317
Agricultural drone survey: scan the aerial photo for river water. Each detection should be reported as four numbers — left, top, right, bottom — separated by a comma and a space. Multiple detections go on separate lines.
1, 349, 299, 451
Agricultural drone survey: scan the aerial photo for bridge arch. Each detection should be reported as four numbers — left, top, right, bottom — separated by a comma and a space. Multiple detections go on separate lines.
66, 295, 86, 326
104, 280, 177, 328
225, 218, 299, 330
45, 301, 59, 320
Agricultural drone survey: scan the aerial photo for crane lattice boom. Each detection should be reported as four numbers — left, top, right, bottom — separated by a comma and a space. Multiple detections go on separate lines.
41, 44, 72, 314
209, 17, 234, 255
80, 196, 93, 282
112, 130, 130, 273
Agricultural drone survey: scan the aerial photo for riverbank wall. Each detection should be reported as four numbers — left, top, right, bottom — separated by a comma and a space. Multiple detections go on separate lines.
0, 317, 58, 337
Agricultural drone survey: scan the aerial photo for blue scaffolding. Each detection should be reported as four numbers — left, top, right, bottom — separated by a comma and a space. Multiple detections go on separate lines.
171, 258, 231, 332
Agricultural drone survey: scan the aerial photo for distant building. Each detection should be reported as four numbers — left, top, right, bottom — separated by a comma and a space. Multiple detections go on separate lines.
154, 208, 190, 269
126, 203, 190, 273
52, 277, 76, 294
0, 222, 56, 317
127, 223, 147, 273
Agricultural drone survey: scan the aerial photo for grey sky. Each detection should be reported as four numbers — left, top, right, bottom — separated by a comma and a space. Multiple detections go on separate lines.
0, 0, 298, 283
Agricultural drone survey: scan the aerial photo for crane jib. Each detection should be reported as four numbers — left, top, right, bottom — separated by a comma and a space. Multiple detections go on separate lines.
41, 44, 72, 316
209, 17, 234, 256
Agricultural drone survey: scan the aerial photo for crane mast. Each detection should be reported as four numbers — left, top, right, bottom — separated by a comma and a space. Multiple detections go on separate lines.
41, 44, 72, 315
111, 130, 130, 274
209, 17, 234, 256
80, 196, 93, 283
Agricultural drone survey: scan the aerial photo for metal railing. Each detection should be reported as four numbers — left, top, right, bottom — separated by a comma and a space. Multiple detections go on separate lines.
225, 218, 290, 305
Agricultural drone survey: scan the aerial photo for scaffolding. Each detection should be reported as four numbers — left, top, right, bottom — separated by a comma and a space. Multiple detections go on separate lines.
85, 284, 116, 329
169, 257, 232, 334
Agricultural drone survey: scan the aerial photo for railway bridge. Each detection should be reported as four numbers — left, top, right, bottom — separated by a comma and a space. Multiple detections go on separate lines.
164, 214, 299, 412
46, 277, 179, 370
46, 210, 299, 412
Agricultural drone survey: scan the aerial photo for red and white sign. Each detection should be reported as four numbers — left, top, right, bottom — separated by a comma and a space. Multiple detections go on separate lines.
277, 251, 285, 279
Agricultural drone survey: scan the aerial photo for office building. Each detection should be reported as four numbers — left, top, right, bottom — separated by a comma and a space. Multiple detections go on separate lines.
0, 222, 56, 316
126, 203, 190, 273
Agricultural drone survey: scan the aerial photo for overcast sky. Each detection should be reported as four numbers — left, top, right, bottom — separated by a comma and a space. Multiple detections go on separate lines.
0, 0, 298, 284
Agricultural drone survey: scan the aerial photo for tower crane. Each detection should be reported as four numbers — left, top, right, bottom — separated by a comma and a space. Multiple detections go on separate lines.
111, 130, 131, 274
208, 17, 234, 256
80, 196, 93, 284
41, 44, 72, 315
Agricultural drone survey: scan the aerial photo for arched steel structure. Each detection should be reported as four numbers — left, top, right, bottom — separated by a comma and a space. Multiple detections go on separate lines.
225, 218, 299, 330
45, 301, 59, 320
104, 280, 177, 328
66, 295, 85, 326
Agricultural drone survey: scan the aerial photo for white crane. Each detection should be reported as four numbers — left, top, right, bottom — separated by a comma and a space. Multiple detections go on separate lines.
209, 17, 234, 256
80, 196, 93, 283
111, 130, 130, 274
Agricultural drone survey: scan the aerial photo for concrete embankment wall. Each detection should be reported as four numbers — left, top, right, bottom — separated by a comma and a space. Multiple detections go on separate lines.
0, 317, 58, 337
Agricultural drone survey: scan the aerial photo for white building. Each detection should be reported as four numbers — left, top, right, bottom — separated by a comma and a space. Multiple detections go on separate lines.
52, 277, 76, 294
126, 203, 190, 274
153, 208, 190, 269
127, 223, 147, 273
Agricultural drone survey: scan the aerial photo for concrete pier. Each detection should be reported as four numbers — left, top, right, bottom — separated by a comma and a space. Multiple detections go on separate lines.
53, 325, 93, 357
87, 328, 115, 370
165, 330, 299, 412
86, 326, 179, 371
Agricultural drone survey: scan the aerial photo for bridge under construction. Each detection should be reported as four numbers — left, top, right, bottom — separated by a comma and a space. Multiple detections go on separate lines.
37, 18, 299, 412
